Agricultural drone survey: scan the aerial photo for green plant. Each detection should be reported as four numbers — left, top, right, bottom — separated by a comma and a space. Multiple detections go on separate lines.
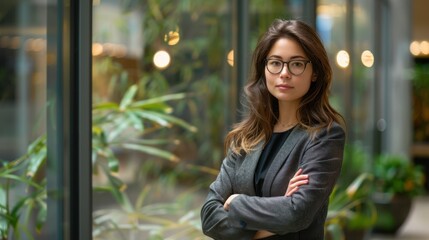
0, 136, 47, 240
337, 144, 371, 189
412, 63, 429, 142
325, 173, 376, 240
91, 84, 207, 239
373, 154, 425, 197
1, 83, 200, 239
92, 183, 206, 240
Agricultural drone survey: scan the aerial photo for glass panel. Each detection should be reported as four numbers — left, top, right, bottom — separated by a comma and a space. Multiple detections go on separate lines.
0, 1, 48, 239
317, 0, 376, 151
91, 1, 232, 239
317, 0, 348, 117
352, 0, 375, 152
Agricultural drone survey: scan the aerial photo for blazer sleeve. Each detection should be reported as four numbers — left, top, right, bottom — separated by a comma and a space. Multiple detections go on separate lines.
227, 124, 345, 235
200, 151, 257, 240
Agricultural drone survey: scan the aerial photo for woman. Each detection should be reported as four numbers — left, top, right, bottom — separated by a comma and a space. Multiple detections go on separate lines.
200, 19, 345, 240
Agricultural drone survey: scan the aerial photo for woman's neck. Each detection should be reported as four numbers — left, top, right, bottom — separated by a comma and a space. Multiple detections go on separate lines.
274, 101, 299, 132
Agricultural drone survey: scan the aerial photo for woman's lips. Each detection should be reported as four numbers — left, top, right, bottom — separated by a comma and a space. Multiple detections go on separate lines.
276, 84, 293, 90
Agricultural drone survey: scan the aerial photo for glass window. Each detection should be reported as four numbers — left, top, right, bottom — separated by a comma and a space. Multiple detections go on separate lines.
0, 1, 47, 239
317, 0, 377, 150
351, 0, 375, 151
317, 0, 348, 117
92, 1, 234, 239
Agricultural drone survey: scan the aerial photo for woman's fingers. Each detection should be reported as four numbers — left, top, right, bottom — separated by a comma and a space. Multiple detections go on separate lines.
285, 168, 309, 197
289, 178, 309, 187
285, 186, 299, 197
290, 174, 309, 183
293, 168, 303, 177
223, 194, 239, 210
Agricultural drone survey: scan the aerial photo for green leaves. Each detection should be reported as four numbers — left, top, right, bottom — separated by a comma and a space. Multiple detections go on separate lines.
0, 142, 47, 240
92, 84, 197, 174
3, 82, 199, 239
374, 155, 425, 197
326, 173, 376, 238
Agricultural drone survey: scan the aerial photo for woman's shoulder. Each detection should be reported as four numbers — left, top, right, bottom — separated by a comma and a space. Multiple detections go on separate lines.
316, 121, 346, 140
295, 121, 345, 141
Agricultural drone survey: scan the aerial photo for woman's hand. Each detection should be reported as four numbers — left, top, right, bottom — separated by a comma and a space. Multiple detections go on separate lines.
223, 194, 239, 211
253, 230, 275, 239
285, 168, 308, 197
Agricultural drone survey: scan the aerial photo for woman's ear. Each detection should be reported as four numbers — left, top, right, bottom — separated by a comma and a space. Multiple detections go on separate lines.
312, 74, 317, 82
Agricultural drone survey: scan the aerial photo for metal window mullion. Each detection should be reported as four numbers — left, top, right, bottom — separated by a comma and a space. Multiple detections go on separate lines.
69, 0, 92, 239
47, 0, 92, 239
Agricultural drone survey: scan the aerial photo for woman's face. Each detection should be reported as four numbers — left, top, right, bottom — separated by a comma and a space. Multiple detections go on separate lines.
265, 37, 314, 106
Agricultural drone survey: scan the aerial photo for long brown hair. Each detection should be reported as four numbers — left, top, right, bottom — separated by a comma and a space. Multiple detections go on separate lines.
225, 19, 344, 155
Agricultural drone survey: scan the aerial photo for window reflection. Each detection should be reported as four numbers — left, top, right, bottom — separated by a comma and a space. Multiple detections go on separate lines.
0, 1, 47, 239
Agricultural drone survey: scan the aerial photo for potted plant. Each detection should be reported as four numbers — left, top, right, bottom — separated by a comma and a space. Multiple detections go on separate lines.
325, 173, 376, 240
372, 154, 426, 234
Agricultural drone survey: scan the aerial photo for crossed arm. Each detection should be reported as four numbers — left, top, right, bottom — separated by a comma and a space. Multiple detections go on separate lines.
201, 125, 345, 239
223, 168, 309, 239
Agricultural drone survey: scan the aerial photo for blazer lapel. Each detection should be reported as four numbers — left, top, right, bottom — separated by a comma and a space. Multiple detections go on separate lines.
235, 142, 264, 195
262, 127, 307, 196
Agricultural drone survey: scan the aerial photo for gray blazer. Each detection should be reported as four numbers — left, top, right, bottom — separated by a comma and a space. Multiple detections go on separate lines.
201, 123, 345, 240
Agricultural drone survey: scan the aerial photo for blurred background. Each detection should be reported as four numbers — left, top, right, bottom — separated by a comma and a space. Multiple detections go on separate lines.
0, 0, 428, 239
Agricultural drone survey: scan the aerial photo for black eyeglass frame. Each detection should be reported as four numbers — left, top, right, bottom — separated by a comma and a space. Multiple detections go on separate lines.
265, 59, 312, 76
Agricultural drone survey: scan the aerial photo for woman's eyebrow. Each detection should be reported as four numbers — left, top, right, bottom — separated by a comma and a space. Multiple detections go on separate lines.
267, 54, 307, 60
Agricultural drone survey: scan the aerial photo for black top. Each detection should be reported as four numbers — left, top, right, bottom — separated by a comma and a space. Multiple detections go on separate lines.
254, 128, 294, 240
254, 128, 293, 197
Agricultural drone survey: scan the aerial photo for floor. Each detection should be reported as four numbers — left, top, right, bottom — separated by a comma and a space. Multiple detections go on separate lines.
370, 196, 429, 240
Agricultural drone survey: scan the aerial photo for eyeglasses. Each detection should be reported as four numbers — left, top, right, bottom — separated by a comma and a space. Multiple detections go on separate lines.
265, 59, 311, 76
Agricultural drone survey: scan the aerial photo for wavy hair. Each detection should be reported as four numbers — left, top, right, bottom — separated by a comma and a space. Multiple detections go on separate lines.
225, 19, 344, 154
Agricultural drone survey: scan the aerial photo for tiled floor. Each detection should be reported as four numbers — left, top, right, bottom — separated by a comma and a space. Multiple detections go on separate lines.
370, 196, 429, 240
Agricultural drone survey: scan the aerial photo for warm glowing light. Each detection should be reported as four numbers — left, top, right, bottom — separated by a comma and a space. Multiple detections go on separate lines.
410, 41, 421, 56
421, 41, 429, 55
336, 50, 350, 68
10, 37, 21, 49
164, 31, 180, 45
227, 50, 234, 67
103, 43, 114, 56
92, 43, 103, 56
153, 50, 171, 69
25, 38, 34, 51
113, 44, 127, 58
361, 50, 374, 68
32, 38, 45, 52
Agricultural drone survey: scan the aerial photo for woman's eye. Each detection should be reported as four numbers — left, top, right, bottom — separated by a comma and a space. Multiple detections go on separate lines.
291, 61, 304, 67
270, 60, 282, 66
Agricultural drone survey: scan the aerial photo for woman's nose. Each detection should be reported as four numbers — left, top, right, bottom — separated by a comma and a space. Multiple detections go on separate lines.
279, 64, 291, 78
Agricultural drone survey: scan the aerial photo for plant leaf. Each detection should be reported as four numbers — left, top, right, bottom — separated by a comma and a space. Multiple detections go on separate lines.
119, 85, 138, 111
92, 102, 119, 111
26, 147, 47, 179
131, 93, 186, 108
141, 111, 197, 132
325, 222, 344, 240
134, 110, 170, 127
121, 143, 179, 162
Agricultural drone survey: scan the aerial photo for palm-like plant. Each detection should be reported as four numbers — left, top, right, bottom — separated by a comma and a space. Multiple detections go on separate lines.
325, 173, 376, 240
91, 84, 205, 239
0, 136, 46, 240
92, 84, 196, 189
1, 84, 201, 239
